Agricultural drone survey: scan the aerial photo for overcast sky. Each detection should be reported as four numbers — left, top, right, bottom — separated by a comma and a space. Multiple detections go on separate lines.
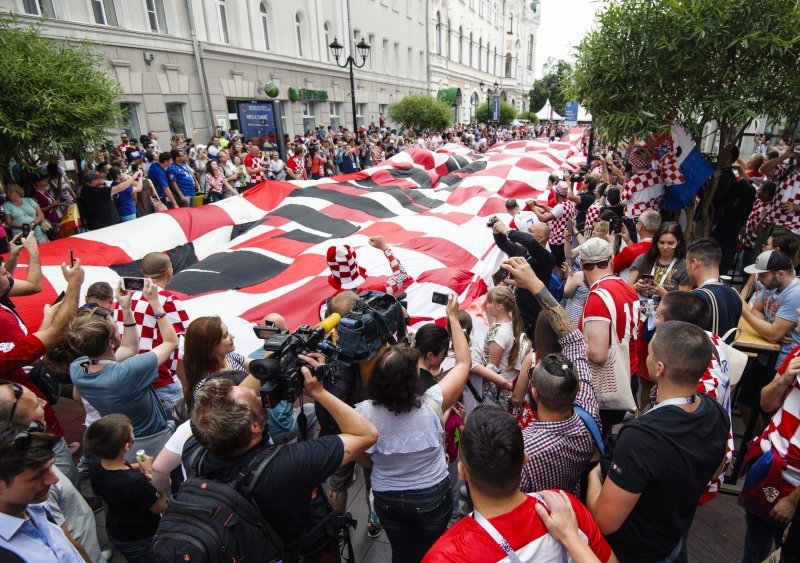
533, 0, 604, 78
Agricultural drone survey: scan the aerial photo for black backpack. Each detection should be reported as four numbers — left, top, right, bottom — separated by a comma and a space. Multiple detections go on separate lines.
147, 445, 286, 562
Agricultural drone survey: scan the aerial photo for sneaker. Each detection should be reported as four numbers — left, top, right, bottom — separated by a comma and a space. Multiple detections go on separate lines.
367, 511, 382, 538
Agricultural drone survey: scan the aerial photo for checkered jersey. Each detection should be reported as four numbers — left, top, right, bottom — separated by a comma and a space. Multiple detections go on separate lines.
244, 154, 266, 184
766, 164, 800, 234
622, 169, 664, 217
584, 202, 602, 231
762, 345, 800, 487
383, 247, 412, 294
520, 331, 600, 495
548, 200, 576, 246
741, 198, 769, 249
114, 288, 190, 387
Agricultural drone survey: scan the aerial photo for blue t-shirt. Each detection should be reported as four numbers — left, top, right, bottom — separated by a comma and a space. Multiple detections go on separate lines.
757, 278, 800, 367
112, 182, 136, 217
147, 164, 173, 199
70, 352, 167, 436
168, 163, 196, 197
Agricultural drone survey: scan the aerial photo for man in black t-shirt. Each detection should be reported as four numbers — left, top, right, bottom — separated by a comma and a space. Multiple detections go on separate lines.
79, 170, 119, 230
184, 357, 378, 547
687, 238, 742, 337
586, 321, 729, 563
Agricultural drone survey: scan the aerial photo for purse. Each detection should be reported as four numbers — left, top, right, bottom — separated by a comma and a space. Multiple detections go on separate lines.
583, 288, 637, 412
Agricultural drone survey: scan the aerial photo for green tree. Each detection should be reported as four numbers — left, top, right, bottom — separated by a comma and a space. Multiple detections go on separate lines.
476, 100, 517, 125
388, 94, 452, 131
529, 58, 573, 116
569, 0, 800, 232
0, 15, 122, 176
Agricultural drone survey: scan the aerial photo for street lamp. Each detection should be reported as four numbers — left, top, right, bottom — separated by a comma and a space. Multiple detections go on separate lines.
329, 37, 370, 132
479, 81, 500, 124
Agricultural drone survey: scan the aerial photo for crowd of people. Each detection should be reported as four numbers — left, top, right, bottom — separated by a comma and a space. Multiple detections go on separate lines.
2, 124, 800, 563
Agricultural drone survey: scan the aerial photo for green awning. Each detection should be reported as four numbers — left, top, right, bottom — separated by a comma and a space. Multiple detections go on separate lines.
437, 87, 462, 106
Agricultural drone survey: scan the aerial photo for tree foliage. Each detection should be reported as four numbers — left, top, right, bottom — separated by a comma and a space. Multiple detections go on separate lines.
569, 0, 800, 145
476, 100, 517, 125
388, 95, 452, 131
0, 15, 122, 176
529, 58, 573, 117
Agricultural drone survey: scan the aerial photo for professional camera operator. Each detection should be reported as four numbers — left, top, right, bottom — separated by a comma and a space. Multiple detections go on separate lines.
181, 355, 378, 555
489, 216, 555, 342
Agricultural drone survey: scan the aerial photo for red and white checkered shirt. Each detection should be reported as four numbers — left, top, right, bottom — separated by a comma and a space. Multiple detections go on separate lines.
114, 287, 190, 388
766, 163, 800, 235
244, 154, 266, 184
759, 344, 800, 487
584, 201, 602, 230
622, 168, 664, 217
741, 198, 769, 249
547, 200, 576, 246
520, 330, 601, 495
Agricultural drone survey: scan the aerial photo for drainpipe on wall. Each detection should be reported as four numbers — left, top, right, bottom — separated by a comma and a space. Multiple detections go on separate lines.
186, 0, 214, 138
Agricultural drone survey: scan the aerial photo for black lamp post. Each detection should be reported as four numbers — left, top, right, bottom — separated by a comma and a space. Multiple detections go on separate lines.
329, 38, 370, 132
479, 81, 500, 124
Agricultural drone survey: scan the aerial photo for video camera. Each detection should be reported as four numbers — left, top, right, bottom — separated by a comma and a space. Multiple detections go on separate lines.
249, 314, 341, 407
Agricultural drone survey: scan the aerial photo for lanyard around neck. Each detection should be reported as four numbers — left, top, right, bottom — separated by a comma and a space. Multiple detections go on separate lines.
647, 394, 697, 415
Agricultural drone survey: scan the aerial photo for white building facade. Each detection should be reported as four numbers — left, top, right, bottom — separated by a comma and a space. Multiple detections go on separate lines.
2, 0, 538, 141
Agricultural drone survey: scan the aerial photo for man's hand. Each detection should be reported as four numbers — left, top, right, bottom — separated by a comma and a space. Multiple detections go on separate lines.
534, 490, 582, 544
299, 353, 326, 397
8, 234, 23, 256
116, 281, 133, 311
781, 357, 800, 387
21, 230, 38, 253
493, 220, 509, 236
142, 278, 160, 305
769, 495, 797, 524
501, 256, 542, 292
620, 222, 632, 245
368, 235, 388, 251
61, 259, 84, 287
525, 198, 536, 208
39, 302, 60, 330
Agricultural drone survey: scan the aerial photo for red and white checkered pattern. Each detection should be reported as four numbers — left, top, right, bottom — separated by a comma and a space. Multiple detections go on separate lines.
741, 198, 769, 249
244, 154, 266, 184
766, 164, 800, 235
326, 245, 366, 290
548, 200, 577, 245
622, 168, 664, 217
761, 345, 800, 487
584, 202, 602, 230
113, 288, 190, 387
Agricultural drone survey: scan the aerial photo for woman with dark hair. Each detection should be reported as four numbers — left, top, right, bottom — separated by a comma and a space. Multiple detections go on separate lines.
179, 316, 251, 417
629, 221, 691, 297
355, 294, 470, 562
414, 323, 451, 389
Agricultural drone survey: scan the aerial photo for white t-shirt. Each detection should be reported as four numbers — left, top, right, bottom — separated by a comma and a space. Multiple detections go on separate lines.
483, 321, 528, 380
165, 420, 193, 478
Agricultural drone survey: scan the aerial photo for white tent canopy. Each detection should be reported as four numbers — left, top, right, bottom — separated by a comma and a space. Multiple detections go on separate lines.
535, 98, 564, 121
577, 104, 593, 122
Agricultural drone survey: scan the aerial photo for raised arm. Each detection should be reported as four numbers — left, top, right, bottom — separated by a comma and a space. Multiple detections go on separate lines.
7, 232, 43, 296
368, 235, 410, 294
34, 260, 84, 348
114, 281, 140, 361
142, 279, 179, 365
437, 294, 471, 412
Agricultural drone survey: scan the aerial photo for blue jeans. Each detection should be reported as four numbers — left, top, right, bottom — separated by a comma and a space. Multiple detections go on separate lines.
742, 511, 786, 563
373, 476, 452, 563
655, 535, 688, 563
156, 381, 183, 410
110, 534, 153, 562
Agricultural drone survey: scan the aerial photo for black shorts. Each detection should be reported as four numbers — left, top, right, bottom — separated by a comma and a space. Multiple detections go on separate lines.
736, 357, 776, 411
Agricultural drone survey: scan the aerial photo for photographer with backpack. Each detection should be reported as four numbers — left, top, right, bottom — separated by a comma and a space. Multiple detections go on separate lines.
148, 357, 378, 562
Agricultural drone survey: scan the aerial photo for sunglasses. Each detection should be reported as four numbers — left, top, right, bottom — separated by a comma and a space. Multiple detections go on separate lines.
582, 259, 610, 271
0, 380, 23, 422
12, 420, 47, 449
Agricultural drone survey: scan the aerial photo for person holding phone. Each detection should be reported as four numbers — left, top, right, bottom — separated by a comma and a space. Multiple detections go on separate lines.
4, 185, 48, 243
110, 167, 144, 222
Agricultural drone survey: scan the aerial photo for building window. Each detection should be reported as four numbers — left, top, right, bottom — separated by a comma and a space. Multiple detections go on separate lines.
419, 50, 424, 75
165, 103, 187, 137
92, 0, 117, 26
446, 19, 451, 59
478, 38, 482, 70
23, 0, 55, 17
324, 22, 332, 62
458, 26, 463, 64
295, 12, 305, 57
260, 2, 271, 51
407, 46, 413, 77
505, 53, 512, 78
217, 0, 230, 44
527, 35, 533, 70
356, 103, 367, 128
394, 42, 400, 74
119, 102, 142, 141
479, 0, 484, 17
146, 0, 168, 34
470, 92, 479, 123
435, 11, 442, 55
486, 44, 491, 72
492, 48, 497, 74
382, 38, 389, 71
469, 32, 474, 67
329, 102, 341, 130
368, 34, 375, 69
302, 102, 316, 133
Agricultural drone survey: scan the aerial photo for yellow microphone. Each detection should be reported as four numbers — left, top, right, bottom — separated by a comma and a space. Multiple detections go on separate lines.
315, 313, 341, 335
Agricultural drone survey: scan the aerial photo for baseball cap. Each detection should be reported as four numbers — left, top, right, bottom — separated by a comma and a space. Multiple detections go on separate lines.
554, 181, 569, 196
578, 238, 613, 264
744, 250, 793, 274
